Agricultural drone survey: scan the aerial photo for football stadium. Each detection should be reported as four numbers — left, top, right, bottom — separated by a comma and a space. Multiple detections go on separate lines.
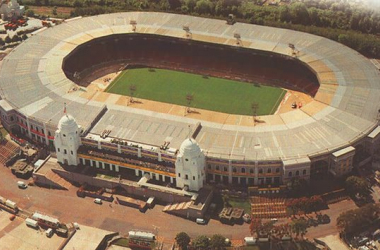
1, 12, 380, 191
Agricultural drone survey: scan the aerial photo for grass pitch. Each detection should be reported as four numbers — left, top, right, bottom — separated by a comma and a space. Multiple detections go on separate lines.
105, 68, 286, 116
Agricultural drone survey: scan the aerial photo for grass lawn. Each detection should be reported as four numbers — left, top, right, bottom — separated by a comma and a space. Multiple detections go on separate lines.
225, 196, 251, 213
105, 68, 286, 116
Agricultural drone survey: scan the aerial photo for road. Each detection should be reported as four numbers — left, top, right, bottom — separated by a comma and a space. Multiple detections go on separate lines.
0, 166, 250, 242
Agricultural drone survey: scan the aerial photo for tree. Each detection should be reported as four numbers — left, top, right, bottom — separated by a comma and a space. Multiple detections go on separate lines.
191, 235, 210, 250
4, 36, 11, 44
210, 234, 226, 250
337, 203, 380, 234
175, 232, 191, 250
0, 38, 4, 46
25, 9, 35, 17
291, 218, 308, 238
22, 34, 28, 40
345, 176, 369, 197
11, 35, 20, 43
52, 6, 57, 16
290, 2, 310, 25
194, 0, 213, 15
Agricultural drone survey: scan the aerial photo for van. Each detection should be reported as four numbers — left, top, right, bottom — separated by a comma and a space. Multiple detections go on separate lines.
196, 218, 206, 225
45, 228, 53, 237
94, 198, 102, 205
17, 181, 27, 189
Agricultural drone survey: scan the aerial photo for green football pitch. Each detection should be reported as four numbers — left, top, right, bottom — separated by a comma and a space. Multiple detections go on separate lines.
105, 68, 286, 116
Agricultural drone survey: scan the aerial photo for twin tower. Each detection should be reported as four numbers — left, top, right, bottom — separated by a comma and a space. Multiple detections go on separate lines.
54, 114, 206, 191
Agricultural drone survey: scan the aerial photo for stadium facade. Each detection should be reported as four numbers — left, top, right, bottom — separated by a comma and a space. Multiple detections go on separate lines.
1, 12, 380, 191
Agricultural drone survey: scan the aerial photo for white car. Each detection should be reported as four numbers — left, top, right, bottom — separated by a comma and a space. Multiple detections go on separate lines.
196, 218, 206, 224
94, 198, 102, 205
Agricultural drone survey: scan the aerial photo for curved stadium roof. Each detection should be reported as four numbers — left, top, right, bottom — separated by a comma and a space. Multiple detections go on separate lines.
1, 12, 380, 161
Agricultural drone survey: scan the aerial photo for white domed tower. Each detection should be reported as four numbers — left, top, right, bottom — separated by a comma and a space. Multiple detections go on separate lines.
54, 114, 81, 166
175, 138, 205, 191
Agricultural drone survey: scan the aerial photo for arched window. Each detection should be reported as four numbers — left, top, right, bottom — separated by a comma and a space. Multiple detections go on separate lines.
303, 169, 307, 175
288, 172, 292, 177
259, 168, 263, 174
224, 167, 228, 172
276, 168, 280, 173
216, 166, 220, 171
296, 170, 300, 176
233, 167, 237, 173
241, 168, 246, 173
267, 168, 271, 174
250, 168, 254, 174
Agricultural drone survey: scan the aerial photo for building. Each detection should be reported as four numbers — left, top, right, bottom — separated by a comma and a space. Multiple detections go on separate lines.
1, 12, 380, 190
0, 0, 24, 20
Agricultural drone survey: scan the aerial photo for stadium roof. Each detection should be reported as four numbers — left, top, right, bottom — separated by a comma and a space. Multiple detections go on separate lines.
1, 12, 380, 161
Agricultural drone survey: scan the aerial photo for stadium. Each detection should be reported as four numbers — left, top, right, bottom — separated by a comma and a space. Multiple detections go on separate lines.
1, 12, 380, 192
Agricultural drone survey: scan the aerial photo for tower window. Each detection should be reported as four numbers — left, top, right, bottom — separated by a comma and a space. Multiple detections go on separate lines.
185, 158, 189, 161
63, 134, 66, 137
64, 149, 67, 154
178, 173, 181, 177
185, 174, 188, 180
71, 150, 73, 155
193, 176, 195, 180
303, 169, 307, 175
57, 148, 60, 152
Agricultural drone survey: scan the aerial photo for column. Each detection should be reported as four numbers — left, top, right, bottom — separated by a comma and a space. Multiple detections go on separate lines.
117, 144, 121, 154
254, 165, 258, 186
90, 159, 94, 167
43, 122, 49, 146
170, 177, 174, 184
135, 169, 139, 176
228, 160, 232, 184
115, 165, 119, 172
95, 161, 99, 169
138, 147, 142, 158
238, 177, 241, 184
98, 140, 101, 150
102, 162, 105, 169
158, 151, 162, 162
26, 117, 32, 138
110, 164, 113, 171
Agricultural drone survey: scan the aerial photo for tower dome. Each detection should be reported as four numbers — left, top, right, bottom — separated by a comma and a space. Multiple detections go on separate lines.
58, 114, 78, 130
179, 138, 201, 157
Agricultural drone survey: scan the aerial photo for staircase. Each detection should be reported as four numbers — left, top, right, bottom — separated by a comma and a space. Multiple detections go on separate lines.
45, 171, 72, 190
162, 201, 192, 217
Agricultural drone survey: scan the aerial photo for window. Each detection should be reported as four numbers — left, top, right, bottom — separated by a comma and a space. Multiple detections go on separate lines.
303, 169, 307, 175
216, 166, 219, 171
71, 150, 73, 155
233, 167, 237, 173
288, 172, 292, 177
185, 174, 188, 180
178, 173, 181, 177
267, 168, 271, 174
64, 149, 67, 154
57, 148, 60, 152
193, 176, 195, 180
48, 131, 51, 136
63, 134, 66, 137
250, 168, 254, 174
208, 165, 211, 169
296, 170, 299, 176
224, 167, 227, 172
259, 168, 263, 174
276, 168, 280, 173
241, 168, 246, 173
42, 129, 44, 134
185, 158, 188, 161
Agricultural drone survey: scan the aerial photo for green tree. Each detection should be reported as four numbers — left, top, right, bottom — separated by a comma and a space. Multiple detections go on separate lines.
25, 9, 35, 17
194, 0, 213, 15
52, 6, 57, 15
291, 218, 308, 238
73, 0, 83, 7
11, 35, 20, 43
192, 235, 210, 250
175, 232, 191, 250
210, 234, 226, 250
21, 34, 28, 40
337, 204, 380, 233
4, 36, 11, 44
345, 176, 369, 197
290, 2, 310, 24
0, 38, 4, 46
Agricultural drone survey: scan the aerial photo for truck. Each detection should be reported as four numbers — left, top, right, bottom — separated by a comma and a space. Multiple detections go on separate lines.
45, 228, 53, 237
25, 218, 39, 229
5, 200, 17, 210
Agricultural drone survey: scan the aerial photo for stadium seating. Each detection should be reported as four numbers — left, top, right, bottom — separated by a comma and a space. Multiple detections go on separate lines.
63, 34, 320, 96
